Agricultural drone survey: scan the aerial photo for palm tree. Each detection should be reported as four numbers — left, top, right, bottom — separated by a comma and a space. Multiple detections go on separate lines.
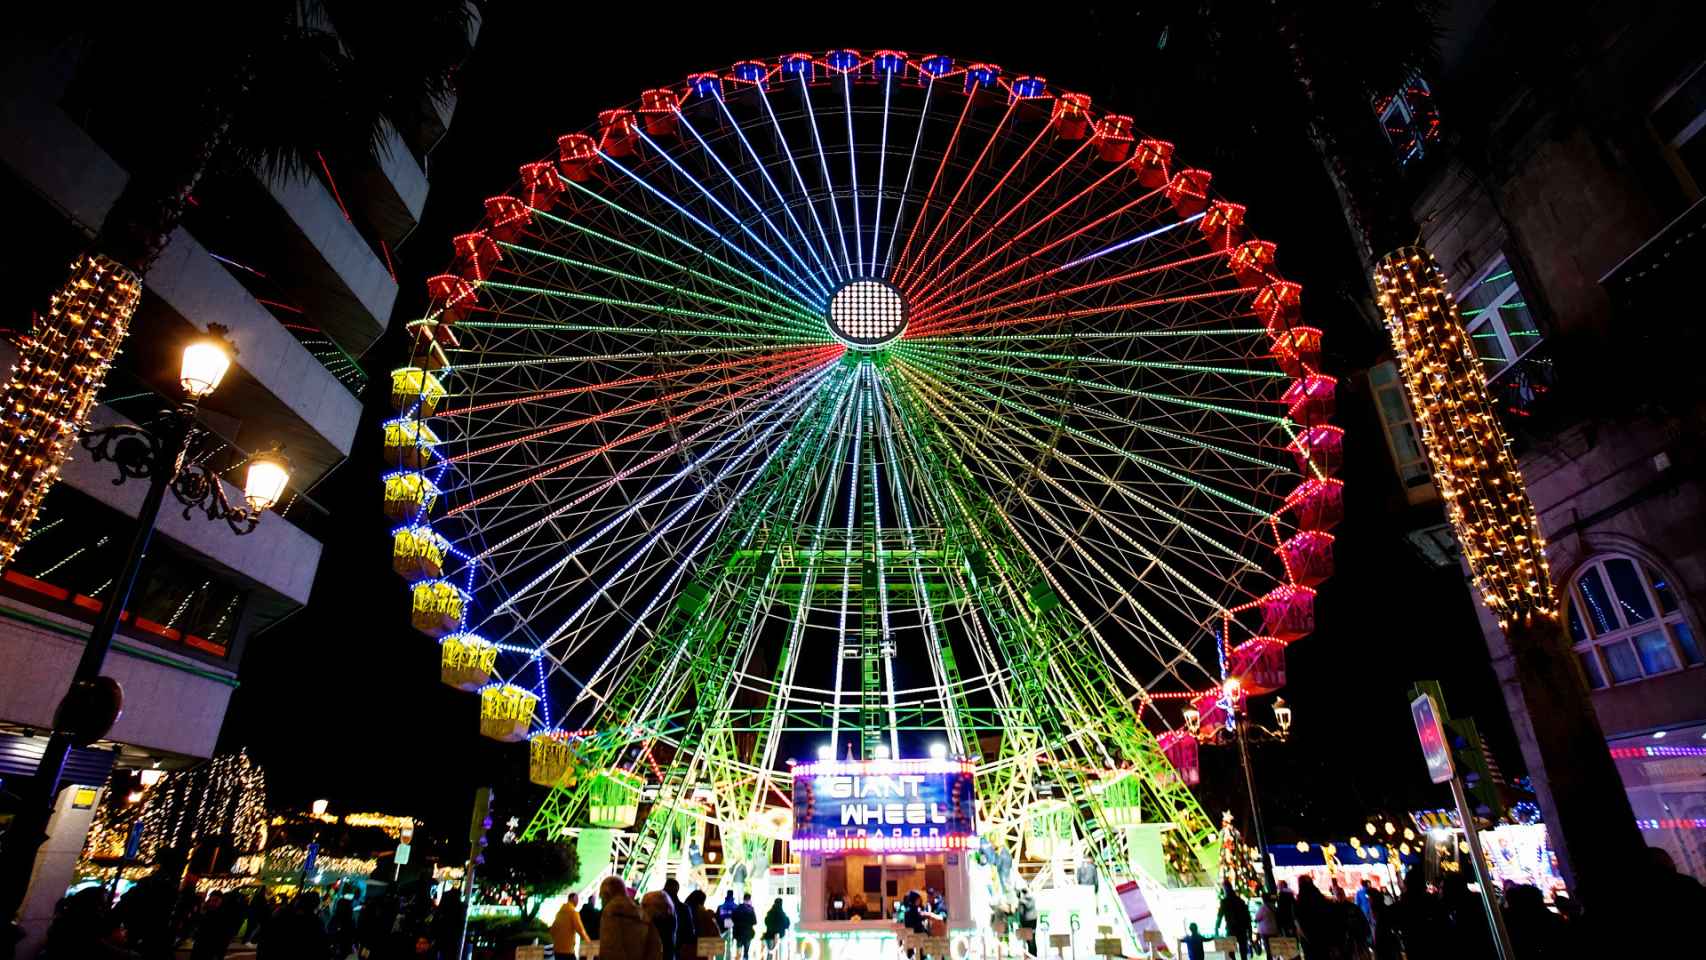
0, 1, 477, 570
1101, 0, 1643, 911
0, 0, 475, 938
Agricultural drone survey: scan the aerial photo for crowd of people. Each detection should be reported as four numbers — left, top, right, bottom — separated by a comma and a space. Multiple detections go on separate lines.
550, 877, 791, 960
39, 851, 468, 959
1189, 845, 1706, 960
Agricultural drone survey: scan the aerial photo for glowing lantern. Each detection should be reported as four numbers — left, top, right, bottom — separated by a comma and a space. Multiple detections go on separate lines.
479, 683, 538, 743
1158, 730, 1201, 786
1199, 201, 1247, 251
1096, 770, 1145, 829
382, 471, 440, 522
1166, 168, 1212, 217
1132, 139, 1175, 188
1286, 477, 1344, 532
1289, 425, 1345, 477
1229, 240, 1278, 286
519, 161, 565, 210
383, 418, 439, 469
1092, 114, 1135, 163
639, 88, 680, 137
1283, 374, 1337, 427
1254, 281, 1302, 330
1051, 93, 1092, 139
1271, 326, 1323, 377
441, 633, 497, 691
1259, 584, 1316, 642
393, 524, 450, 581
452, 231, 501, 282
557, 133, 600, 182
1228, 638, 1286, 695
529, 731, 581, 787
1023, 799, 1075, 860
587, 769, 645, 828
426, 273, 478, 323
598, 109, 638, 158
411, 579, 468, 637
483, 195, 531, 241
1276, 530, 1335, 587
390, 367, 446, 416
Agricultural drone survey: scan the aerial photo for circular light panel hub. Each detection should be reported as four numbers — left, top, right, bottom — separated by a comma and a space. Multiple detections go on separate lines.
827, 280, 907, 349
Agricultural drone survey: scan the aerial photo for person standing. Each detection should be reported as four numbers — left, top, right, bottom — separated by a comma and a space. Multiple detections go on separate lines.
190, 891, 246, 960
1253, 895, 1279, 959
598, 877, 663, 960
664, 879, 696, 960
554, 891, 593, 959
1274, 881, 1296, 938
642, 890, 678, 960
685, 890, 721, 955
717, 891, 737, 935
255, 892, 330, 960
762, 898, 790, 956
731, 893, 758, 960
584, 889, 604, 942
115, 849, 188, 960
1015, 887, 1039, 958
1213, 882, 1251, 960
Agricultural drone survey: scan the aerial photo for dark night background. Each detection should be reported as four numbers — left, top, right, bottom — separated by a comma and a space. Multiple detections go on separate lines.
221, 3, 1512, 843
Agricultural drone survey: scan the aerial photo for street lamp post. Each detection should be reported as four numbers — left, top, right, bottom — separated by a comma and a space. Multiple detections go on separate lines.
0, 328, 290, 931
1189, 690, 1292, 896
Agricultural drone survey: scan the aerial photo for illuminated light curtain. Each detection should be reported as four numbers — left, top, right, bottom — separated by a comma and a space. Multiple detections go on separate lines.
1373, 247, 1555, 628
0, 255, 141, 570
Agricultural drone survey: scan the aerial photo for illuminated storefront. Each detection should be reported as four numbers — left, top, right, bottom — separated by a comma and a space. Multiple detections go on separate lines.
792, 757, 978, 940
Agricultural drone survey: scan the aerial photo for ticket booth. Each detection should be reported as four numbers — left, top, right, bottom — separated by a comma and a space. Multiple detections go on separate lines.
791, 757, 978, 949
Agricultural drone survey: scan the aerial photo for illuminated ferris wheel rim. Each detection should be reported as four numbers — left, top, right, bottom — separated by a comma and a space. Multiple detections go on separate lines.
388, 46, 1343, 750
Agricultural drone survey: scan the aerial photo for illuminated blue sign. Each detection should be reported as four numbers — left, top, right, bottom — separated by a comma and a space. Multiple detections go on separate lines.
792, 758, 976, 852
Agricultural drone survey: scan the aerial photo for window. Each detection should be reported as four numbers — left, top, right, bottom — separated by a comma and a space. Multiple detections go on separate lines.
1456, 255, 1543, 384
1368, 361, 1432, 491
1568, 555, 1702, 688
1374, 74, 1442, 167
1652, 61, 1706, 197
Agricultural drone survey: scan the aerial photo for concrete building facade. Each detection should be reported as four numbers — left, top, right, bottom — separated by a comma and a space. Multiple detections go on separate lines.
0, 10, 477, 951
1362, 1, 1706, 881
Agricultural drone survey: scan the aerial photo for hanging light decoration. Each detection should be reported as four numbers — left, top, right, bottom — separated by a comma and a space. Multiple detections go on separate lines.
1373, 248, 1556, 628
0, 255, 142, 571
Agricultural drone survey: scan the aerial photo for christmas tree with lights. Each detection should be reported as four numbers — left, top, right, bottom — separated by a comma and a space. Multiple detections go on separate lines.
1217, 811, 1261, 897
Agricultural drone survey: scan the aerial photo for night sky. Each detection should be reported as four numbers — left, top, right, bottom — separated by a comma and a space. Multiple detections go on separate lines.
220, 3, 1515, 847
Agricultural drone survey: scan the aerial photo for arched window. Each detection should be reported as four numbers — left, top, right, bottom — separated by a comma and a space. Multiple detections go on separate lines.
1567, 555, 1702, 688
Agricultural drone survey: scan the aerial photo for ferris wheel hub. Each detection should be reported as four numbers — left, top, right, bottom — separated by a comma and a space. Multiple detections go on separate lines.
827, 279, 907, 350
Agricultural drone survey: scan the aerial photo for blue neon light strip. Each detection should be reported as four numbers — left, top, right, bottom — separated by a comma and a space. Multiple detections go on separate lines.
708, 92, 841, 291
755, 85, 848, 287
798, 72, 855, 277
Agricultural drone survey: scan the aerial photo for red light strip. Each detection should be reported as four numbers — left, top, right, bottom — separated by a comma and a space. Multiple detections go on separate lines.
902, 137, 1094, 302
909, 249, 1230, 338
889, 93, 976, 287
315, 150, 353, 223
910, 286, 1258, 340
434, 346, 829, 419
448, 349, 841, 516
906, 175, 1164, 321
892, 99, 1021, 290
445, 346, 838, 465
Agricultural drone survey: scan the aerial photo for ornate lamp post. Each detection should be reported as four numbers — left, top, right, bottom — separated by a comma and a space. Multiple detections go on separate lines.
1191, 686, 1293, 895
0, 327, 290, 927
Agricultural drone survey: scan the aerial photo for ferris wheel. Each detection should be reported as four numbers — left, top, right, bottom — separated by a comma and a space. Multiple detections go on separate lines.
382, 49, 1341, 888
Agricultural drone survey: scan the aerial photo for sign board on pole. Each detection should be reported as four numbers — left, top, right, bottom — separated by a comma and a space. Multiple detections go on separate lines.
1411, 693, 1455, 784
395, 842, 412, 866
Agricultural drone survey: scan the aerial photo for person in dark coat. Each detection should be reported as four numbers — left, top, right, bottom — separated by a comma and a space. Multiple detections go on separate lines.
1213, 881, 1251, 960
1293, 876, 1339, 959
583, 889, 604, 941
730, 893, 758, 959
664, 878, 696, 960
642, 890, 678, 960
716, 891, 737, 934
430, 888, 466, 955
256, 892, 330, 960
116, 850, 188, 960
686, 890, 721, 940
763, 898, 790, 950
190, 891, 246, 960
601, 878, 664, 960
1391, 868, 1447, 960
1274, 881, 1297, 937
